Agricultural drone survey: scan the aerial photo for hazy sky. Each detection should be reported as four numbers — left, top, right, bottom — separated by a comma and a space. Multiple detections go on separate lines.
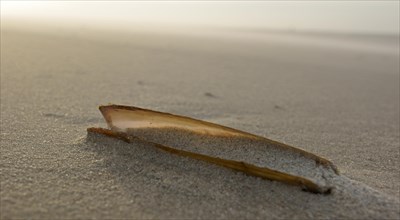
2, 1, 399, 34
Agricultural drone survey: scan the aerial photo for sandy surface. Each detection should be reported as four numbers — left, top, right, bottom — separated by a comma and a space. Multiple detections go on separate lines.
1, 26, 399, 219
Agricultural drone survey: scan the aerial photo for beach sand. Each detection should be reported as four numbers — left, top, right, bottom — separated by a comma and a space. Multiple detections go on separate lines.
1, 25, 399, 219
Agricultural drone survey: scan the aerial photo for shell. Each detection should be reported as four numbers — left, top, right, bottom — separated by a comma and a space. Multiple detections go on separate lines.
88, 104, 339, 194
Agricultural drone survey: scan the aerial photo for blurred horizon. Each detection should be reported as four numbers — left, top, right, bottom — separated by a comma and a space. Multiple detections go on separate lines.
2, 1, 399, 36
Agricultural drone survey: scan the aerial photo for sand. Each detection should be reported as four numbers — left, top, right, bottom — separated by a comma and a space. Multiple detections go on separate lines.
1, 25, 399, 219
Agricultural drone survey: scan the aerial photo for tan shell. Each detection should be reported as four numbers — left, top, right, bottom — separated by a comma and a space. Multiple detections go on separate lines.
88, 104, 339, 194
